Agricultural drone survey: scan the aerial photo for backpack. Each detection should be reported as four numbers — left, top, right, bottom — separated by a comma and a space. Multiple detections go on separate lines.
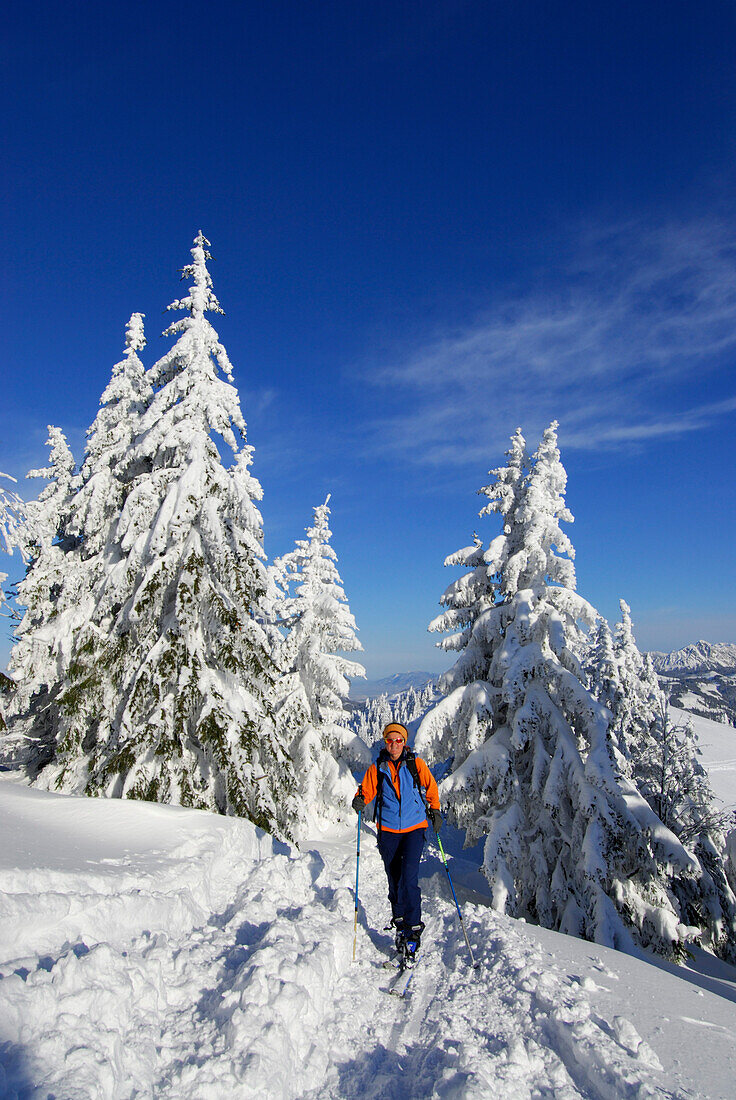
373, 747, 426, 833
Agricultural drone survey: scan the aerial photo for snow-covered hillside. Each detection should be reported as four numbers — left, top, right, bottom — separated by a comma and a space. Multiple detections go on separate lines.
2, 763, 736, 1098
676, 706, 736, 813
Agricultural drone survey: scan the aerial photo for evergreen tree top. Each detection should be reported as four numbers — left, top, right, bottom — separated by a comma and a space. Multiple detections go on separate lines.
147, 233, 245, 451
125, 312, 146, 352
165, 231, 226, 324
0, 473, 25, 558
27, 426, 75, 486
479, 426, 528, 524
615, 599, 638, 651
96, 315, 151, 417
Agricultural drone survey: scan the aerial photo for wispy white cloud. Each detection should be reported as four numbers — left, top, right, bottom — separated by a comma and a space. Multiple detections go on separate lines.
359, 218, 736, 464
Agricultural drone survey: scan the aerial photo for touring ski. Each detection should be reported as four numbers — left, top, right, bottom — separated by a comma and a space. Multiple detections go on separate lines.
386, 953, 420, 998
381, 947, 403, 970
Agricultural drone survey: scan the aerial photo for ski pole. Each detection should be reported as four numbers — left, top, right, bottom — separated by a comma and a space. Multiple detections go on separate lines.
435, 828, 478, 969
352, 809, 362, 962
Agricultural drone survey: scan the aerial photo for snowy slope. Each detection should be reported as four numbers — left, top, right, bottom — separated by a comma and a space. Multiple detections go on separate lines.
2, 774, 736, 1098
674, 706, 736, 812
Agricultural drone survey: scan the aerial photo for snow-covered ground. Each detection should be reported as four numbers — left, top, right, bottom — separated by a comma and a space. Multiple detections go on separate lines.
2, 714, 736, 1100
673, 706, 736, 813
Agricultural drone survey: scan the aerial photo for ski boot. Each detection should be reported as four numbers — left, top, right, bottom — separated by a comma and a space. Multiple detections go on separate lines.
384, 916, 406, 953
402, 922, 425, 968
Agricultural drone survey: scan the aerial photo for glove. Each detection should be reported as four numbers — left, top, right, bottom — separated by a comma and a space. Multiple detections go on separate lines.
352, 793, 366, 815
428, 807, 442, 831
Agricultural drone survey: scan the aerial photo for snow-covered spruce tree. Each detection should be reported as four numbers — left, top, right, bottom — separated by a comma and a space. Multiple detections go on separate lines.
0, 472, 25, 562
348, 692, 391, 745
270, 495, 369, 833
0, 473, 26, 730
584, 614, 631, 768
585, 605, 736, 960
610, 600, 661, 761
45, 233, 298, 838
18, 316, 154, 780
349, 683, 439, 746
392, 684, 434, 727
416, 422, 700, 957
4, 428, 79, 771
630, 691, 736, 960
4, 321, 152, 770
68, 313, 152, 562
634, 698, 726, 845
415, 427, 529, 768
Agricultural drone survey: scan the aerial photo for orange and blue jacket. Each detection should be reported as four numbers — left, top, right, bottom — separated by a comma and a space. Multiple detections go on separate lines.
357, 752, 440, 834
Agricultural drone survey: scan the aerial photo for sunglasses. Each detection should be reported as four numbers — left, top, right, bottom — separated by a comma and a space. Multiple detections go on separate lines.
385, 738, 405, 746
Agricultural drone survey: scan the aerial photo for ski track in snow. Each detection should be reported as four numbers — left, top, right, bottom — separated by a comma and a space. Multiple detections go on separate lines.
0, 803, 698, 1100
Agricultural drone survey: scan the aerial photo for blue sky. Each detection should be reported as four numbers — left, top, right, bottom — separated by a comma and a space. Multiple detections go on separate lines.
2, 0, 735, 678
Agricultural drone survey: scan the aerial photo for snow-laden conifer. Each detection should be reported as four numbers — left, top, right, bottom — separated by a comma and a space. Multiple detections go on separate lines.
586, 616, 620, 714
24, 427, 77, 554
416, 428, 530, 767
19, 316, 153, 783
5, 321, 153, 769
585, 601, 736, 960
416, 423, 699, 957
0, 473, 26, 730
0, 471, 25, 623
4, 428, 79, 769
270, 496, 369, 833
647, 690, 736, 962
349, 682, 438, 747
349, 692, 391, 747
0, 472, 25, 561
69, 313, 152, 559
43, 234, 298, 838
610, 600, 661, 760
584, 615, 630, 765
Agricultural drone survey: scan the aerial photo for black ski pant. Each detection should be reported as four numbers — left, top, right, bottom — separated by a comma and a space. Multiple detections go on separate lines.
377, 827, 426, 931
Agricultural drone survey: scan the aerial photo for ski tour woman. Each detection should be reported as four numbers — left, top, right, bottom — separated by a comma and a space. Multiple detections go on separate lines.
352, 721, 441, 960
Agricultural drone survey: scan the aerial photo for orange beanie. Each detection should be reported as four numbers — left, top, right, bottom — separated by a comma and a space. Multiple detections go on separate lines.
383, 722, 409, 742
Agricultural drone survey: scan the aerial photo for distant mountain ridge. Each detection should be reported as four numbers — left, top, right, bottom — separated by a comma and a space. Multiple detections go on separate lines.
649, 641, 736, 675
350, 645, 736, 726
349, 671, 439, 701
649, 641, 736, 728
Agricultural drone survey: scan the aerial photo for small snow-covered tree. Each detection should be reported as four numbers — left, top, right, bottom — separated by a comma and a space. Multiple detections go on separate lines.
631, 692, 736, 960
271, 495, 369, 833
416, 423, 700, 958
24, 427, 77, 555
417, 430, 530, 768
0, 472, 25, 614
587, 603, 736, 961
635, 699, 724, 843
349, 682, 440, 746
69, 313, 152, 561
0, 473, 26, 730
5, 428, 78, 770
610, 600, 661, 761
43, 233, 298, 838
0, 473, 25, 562
21, 316, 154, 782
349, 692, 391, 745
585, 616, 620, 716
584, 614, 631, 767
